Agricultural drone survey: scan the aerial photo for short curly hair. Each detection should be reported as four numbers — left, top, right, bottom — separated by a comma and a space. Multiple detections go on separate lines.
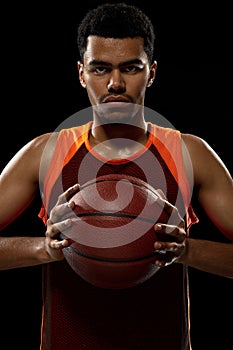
77, 3, 155, 64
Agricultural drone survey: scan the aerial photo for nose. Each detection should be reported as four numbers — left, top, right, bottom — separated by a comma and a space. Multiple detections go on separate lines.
107, 69, 126, 93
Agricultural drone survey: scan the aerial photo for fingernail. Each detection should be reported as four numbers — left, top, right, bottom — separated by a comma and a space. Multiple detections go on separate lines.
154, 224, 162, 230
155, 243, 162, 249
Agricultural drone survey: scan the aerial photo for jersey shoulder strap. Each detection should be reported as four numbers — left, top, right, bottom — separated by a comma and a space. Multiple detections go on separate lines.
38, 122, 92, 224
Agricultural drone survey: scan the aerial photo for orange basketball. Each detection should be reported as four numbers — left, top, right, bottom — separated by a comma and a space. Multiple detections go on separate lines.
61, 174, 170, 289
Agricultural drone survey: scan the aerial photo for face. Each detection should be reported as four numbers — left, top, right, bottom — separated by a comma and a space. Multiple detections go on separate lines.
78, 36, 157, 124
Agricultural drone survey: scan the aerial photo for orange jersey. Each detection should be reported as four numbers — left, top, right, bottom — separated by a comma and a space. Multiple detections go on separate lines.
39, 122, 198, 350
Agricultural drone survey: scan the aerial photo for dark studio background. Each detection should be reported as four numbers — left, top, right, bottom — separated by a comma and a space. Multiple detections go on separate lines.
0, 1, 232, 349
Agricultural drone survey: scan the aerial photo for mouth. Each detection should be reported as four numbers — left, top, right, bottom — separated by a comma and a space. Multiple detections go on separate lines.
102, 95, 131, 103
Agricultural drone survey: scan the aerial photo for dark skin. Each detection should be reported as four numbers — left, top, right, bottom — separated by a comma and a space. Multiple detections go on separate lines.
0, 36, 233, 277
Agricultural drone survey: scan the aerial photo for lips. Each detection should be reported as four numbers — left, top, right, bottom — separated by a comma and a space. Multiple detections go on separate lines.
102, 95, 130, 103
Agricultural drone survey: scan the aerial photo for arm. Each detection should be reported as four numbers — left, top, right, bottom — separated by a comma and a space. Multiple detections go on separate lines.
179, 238, 233, 278
153, 134, 233, 278
178, 134, 233, 278
0, 133, 64, 270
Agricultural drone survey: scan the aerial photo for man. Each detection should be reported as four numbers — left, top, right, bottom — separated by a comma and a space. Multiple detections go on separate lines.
0, 3, 232, 350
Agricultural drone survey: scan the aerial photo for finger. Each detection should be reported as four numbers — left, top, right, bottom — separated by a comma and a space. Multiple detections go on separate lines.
164, 204, 185, 227
49, 238, 70, 249
154, 249, 181, 267
50, 189, 80, 223
154, 223, 186, 242
154, 241, 181, 252
46, 218, 74, 238
154, 258, 173, 267
153, 192, 184, 227
155, 188, 167, 200
56, 183, 80, 206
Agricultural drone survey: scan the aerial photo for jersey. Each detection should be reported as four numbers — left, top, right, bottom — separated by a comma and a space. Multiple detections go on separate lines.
38, 121, 199, 350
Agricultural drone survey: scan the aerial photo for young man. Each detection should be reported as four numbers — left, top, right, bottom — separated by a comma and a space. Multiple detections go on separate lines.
0, 3, 232, 350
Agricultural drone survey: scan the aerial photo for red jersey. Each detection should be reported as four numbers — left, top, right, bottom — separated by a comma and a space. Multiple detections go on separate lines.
39, 121, 198, 350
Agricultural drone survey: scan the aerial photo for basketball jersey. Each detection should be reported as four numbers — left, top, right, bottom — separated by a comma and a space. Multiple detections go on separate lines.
39, 121, 198, 350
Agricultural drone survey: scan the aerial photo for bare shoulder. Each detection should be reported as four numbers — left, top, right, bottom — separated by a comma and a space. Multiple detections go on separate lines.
181, 133, 231, 185
181, 132, 224, 163
1, 132, 59, 182
31, 132, 59, 182
27, 132, 59, 152
181, 132, 210, 150
17, 132, 59, 168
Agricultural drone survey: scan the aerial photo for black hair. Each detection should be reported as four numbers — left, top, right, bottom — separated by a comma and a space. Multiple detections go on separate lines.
77, 3, 155, 64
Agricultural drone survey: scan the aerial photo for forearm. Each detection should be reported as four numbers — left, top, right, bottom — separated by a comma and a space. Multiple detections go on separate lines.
0, 236, 51, 270
178, 238, 233, 279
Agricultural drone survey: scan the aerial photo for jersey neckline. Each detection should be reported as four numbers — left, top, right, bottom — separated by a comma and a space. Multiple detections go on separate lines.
84, 122, 153, 164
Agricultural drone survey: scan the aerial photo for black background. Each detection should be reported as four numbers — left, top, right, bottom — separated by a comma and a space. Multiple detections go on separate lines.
0, 1, 232, 349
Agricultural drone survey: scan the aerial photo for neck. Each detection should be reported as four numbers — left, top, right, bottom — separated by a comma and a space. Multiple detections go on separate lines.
91, 102, 147, 143
89, 122, 149, 159
91, 121, 148, 143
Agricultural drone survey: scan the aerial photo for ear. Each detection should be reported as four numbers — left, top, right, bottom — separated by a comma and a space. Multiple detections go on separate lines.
147, 60, 157, 87
77, 61, 86, 88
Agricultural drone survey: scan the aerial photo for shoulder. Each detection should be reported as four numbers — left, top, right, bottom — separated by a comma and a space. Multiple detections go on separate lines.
31, 132, 59, 182
181, 133, 218, 162
20, 132, 59, 164
181, 132, 207, 147
181, 133, 230, 186
3, 132, 58, 169
28, 132, 58, 150
7, 132, 60, 184
0, 132, 60, 193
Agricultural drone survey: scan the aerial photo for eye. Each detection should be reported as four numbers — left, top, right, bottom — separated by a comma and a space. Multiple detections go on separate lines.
89, 66, 111, 75
94, 66, 108, 74
121, 65, 143, 73
124, 66, 137, 72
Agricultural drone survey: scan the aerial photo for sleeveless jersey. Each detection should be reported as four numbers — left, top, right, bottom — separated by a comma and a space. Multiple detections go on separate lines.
39, 121, 198, 350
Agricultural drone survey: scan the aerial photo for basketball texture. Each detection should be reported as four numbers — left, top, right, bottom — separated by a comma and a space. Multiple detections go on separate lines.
61, 174, 170, 289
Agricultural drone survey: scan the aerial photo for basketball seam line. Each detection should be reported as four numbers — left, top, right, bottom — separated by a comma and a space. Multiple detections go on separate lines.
79, 178, 159, 197
67, 246, 159, 263
75, 212, 157, 223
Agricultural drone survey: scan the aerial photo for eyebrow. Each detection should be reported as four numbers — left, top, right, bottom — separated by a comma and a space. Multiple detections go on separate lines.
88, 59, 144, 68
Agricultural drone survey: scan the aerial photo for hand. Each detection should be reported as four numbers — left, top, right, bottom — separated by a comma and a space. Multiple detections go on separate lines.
153, 190, 187, 267
44, 183, 80, 261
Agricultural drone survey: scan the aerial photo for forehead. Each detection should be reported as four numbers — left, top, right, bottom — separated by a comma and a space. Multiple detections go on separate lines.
84, 36, 148, 64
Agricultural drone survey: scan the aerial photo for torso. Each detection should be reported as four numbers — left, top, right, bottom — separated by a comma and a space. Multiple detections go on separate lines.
39, 122, 197, 350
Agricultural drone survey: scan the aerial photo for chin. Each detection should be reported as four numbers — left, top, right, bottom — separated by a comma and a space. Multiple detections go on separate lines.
94, 103, 142, 126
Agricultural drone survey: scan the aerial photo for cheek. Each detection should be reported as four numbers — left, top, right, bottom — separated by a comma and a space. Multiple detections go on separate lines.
85, 82, 104, 104
131, 78, 148, 97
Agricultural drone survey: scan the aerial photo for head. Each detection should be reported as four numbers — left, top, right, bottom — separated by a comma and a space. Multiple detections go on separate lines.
77, 3, 157, 124
77, 2, 155, 65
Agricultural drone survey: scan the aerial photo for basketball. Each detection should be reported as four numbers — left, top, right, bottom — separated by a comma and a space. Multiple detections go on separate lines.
61, 174, 170, 289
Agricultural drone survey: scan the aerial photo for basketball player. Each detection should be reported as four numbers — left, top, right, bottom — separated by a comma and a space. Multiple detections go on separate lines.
0, 3, 232, 350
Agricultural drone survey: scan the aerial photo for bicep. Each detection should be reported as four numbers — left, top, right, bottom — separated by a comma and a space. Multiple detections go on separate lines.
199, 168, 233, 240
184, 134, 233, 240
0, 135, 50, 230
